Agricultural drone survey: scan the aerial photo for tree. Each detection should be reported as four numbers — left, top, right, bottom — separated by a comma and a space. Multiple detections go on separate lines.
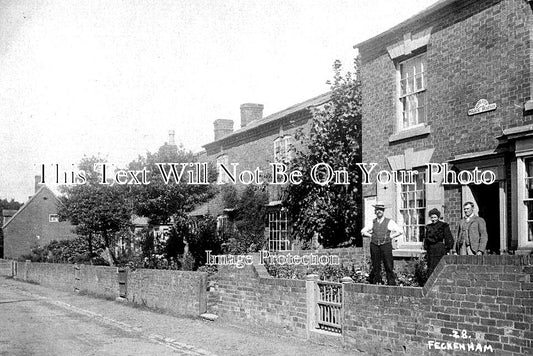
221, 185, 269, 254
128, 143, 216, 225
0, 198, 23, 211
177, 214, 224, 270
284, 58, 362, 248
58, 156, 133, 265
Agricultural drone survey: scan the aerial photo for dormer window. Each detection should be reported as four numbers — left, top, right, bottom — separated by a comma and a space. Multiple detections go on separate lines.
399, 53, 427, 130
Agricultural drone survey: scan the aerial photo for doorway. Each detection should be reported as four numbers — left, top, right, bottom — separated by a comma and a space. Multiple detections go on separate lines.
467, 183, 500, 254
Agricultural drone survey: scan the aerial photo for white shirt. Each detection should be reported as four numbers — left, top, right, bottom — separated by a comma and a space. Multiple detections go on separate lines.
361, 217, 403, 237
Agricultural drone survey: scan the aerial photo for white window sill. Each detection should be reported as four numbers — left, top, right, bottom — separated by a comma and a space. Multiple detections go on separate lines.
525, 100, 533, 116
389, 125, 431, 143
393, 247, 425, 258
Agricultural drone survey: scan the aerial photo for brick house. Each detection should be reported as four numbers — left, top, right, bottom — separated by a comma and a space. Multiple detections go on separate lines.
192, 93, 331, 250
355, 0, 533, 255
3, 181, 77, 259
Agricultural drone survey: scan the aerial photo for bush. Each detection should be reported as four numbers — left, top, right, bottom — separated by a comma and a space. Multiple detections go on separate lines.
220, 185, 269, 255
20, 237, 107, 265
186, 216, 224, 269
399, 257, 428, 287
179, 254, 195, 271
264, 261, 303, 279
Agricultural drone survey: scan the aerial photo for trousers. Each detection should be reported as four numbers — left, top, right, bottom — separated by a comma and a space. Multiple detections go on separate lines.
369, 242, 396, 285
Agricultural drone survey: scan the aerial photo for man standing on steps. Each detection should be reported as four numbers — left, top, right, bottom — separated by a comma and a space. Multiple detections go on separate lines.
361, 202, 403, 285
454, 201, 488, 255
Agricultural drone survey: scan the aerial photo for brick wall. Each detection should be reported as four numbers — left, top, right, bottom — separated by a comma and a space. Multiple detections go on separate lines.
444, 186, 462, 234
360, 0, 531, 163
7, 255, 531, 354
343, 255, 533, 355
0, 259, 13, 276
359, 0, 532, 226
75, 265, 119, 300
11, 261, 208, 316
213, 264, 308, 338
209, 254, 531, 355
205, 111, 313, 203
16, 261, 74, 292
126, 268, 207, 316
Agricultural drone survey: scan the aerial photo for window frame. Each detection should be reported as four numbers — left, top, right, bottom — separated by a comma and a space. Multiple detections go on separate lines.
267, 208, 291, 251
274, 135, 292, 163
396, 169, 426, 246
48, 214, 59, 223
397, 52, 427, 132
523, 158, 533, 244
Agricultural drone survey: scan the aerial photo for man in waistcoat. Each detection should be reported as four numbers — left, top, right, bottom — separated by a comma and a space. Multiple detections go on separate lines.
361, 202, 403, 285
454, 202, 488, 255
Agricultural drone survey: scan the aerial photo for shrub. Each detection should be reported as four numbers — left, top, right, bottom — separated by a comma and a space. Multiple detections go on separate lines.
20, 237, 107, 265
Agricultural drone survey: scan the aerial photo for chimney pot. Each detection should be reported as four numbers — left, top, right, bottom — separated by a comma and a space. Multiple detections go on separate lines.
168, 130, 175, 146
240, 103, 263, 128
35, 175, 42, 193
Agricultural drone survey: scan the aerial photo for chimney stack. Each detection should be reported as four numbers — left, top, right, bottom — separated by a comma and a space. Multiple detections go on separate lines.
168, 130, 175, 145
35, 175, 42, 193
240, 103, 263, 128
213, 119, 234, 141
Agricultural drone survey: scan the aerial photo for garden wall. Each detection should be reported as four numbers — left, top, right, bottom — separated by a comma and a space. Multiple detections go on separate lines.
127, 268, 207, 316
210, 255, 532, 355
0, 259, 13, 276
5, 255, 532, 355
10, 261, 207, 316
16, 261, 74, 292
212, 264, 308, 338
74, 264, 119, 299
342, 255, 533, 355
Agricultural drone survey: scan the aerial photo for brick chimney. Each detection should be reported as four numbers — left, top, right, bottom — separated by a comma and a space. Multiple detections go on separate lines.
240, 103, 263, 128
214, 119, 234, 141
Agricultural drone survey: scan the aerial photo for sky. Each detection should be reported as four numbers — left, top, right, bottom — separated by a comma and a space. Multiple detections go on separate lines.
0, 0, 439, 202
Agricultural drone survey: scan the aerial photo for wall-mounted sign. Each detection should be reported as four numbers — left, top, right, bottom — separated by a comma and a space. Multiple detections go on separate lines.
468, 99, 497, 116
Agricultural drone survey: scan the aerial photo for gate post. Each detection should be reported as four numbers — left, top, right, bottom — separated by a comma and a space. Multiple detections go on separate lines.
11, 260, 17, 277
117, 268, 127, 300
24, 260, 30, 281
340, 276, 353, 340
74, 264, 80, 293
306, 274, 319, 338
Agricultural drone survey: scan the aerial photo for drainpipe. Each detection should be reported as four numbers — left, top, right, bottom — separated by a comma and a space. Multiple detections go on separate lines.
526, 0, 533, 115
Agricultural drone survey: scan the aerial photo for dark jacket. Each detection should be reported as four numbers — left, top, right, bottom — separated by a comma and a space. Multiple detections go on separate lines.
454, 215, 488, 254
424, 220, 454, 252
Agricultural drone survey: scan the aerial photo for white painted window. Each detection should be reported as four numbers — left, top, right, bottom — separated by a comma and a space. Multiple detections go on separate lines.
268, 209, 290, 251
398, 171, 426, 243
216, 154, 229, 184
274, 136, 292, 163
49, 214, 59, 223
399, 53, 427, 130
524, 159, 533, 243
